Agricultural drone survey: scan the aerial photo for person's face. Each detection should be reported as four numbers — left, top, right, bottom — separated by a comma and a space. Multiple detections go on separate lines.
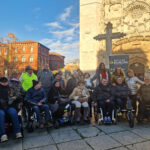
101, 79, 108, 86
12, 73, 18, 79
79, 82, 84, 87
74, 73, 78, 78
27, 69, 33, 74
116, 78, 123, 85
128, 72, 133, 77
144, 78, 150, 85
0, 81, 8, 86
55, 74, 61, 80
44, 64, 49, 70
116, 68, 121, 74
34, 82, 41, 90
55, 82, 60, 87
85, 74, 90, 79
101, 64, 105, 69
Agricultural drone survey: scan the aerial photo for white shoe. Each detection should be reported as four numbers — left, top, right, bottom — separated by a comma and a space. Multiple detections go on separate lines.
1, 134, 8, 142
16, 132, 23, 139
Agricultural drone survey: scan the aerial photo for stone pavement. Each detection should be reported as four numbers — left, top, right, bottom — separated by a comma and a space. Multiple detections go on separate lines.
1, 122, 150, 150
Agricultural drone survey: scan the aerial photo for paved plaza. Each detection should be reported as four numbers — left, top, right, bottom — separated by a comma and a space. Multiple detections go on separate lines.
1, 121, 150, 150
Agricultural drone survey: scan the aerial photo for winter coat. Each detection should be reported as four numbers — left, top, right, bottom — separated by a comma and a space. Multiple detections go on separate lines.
48, 86, 63, 104
37, 70, 53, 88
93, 83, 114, 103
25, 87, 47, 105
126, 77, 144, 95
138, 84, 150, 102
91, 68, 110, 86
65, 76, 78, 96
69, 86, 90, 101
84, 78, 94, 89
112, 83, 130, 99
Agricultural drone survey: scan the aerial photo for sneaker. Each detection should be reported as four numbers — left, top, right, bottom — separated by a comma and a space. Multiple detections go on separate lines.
16, 133, 23, 139
104, 116, 108, 122
107, 116, 111, 122
1, 134, 8, 142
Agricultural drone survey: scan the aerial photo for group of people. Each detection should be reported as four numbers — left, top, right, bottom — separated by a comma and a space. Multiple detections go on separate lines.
0, 62, 150, 143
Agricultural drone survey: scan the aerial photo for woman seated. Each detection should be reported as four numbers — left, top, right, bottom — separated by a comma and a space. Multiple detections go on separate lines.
25, 80, 52, 128
69, 80, 90, 123
0, 77, 22, 143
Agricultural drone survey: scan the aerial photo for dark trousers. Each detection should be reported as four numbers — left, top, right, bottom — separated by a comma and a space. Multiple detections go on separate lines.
98, 101, 114, 117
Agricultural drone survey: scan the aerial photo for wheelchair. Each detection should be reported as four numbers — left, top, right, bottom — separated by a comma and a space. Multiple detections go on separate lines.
51, 96, 75, 129
23, 101, 52, 132
115, 97, 135, 128
137, 99, 150, 123
94, 104, 116, 125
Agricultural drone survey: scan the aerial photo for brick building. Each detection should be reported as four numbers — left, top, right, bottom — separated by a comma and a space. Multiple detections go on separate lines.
49, 52, 65, 71
0, 40, 49, 77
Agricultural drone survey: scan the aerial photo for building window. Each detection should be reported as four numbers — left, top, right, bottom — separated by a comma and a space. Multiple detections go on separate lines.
5, 49, 8, 55
29, 56, 33, 62
22, 56, 25, 62
15, 47, 17, 53
30, 46, 33, 53
14, 56, 17, 62
23, 46, 25, 52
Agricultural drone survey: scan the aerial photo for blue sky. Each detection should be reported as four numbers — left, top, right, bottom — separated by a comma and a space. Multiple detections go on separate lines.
0, 0, 79, 63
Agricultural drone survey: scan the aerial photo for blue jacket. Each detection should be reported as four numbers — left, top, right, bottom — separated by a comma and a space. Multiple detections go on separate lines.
25, 87, 47, 105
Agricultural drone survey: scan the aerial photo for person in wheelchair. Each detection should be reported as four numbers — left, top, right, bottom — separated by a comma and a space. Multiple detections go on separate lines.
25, 80, 52, 128
69, 80, 90, 123
94, 78, 115, 123
138, 75, 150, 119
48, 80, 71, 123
0, 77, 22, 142
113, 77, 132, 112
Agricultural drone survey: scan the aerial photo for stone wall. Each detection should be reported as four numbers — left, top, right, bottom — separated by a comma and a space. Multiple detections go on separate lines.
80, 0, 150, 72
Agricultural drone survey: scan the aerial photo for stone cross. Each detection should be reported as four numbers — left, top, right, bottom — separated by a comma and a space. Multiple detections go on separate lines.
94, 22, 126, 68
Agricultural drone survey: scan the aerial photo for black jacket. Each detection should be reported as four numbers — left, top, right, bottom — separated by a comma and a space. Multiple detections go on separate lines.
48, 86, 63, 104
112, 83, 130, 99
0, 84, 9, 109
93, 83, 114, 103
65, 76, 77, 96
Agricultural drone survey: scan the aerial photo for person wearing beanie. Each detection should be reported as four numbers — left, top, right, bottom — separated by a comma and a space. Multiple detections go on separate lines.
25, 80, 52, 128
19, 65, 37, 92
0, 77, 22, 142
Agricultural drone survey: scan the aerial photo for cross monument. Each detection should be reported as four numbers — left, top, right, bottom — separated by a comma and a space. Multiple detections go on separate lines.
94, 22, 126, 68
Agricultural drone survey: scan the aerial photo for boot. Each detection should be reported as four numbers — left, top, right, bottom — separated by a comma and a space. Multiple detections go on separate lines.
83, 107, 89, 121
75, 108, 81, 123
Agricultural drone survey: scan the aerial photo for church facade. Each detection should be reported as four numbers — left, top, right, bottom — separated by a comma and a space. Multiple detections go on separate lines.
80, 0, 150, 77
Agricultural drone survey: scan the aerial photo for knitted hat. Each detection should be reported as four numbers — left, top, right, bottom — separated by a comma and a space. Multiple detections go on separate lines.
0, 77, 8, 83
25, 65, 33, 71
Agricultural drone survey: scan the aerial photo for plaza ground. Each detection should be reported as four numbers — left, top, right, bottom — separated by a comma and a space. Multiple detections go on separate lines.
1, 121, 150, 150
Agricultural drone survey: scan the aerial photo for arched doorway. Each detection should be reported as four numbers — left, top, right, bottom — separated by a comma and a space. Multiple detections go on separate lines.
129, 63, 145, 80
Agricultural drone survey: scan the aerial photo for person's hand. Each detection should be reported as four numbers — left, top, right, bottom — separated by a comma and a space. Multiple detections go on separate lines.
112, 83, 116, 86
38, 102, 42, 106
94, 103, 97, 107
106, 99, 110, 103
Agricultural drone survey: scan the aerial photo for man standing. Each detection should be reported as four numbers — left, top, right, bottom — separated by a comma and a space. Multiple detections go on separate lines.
19, 65, 37, 92
37, 64, 53, 96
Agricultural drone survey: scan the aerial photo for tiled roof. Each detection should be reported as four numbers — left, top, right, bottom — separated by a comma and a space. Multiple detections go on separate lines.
49, 52, 65, 58
14, 40, 37, 44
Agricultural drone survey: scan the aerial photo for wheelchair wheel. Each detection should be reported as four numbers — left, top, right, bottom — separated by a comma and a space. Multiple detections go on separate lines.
128, 112, 134, 128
